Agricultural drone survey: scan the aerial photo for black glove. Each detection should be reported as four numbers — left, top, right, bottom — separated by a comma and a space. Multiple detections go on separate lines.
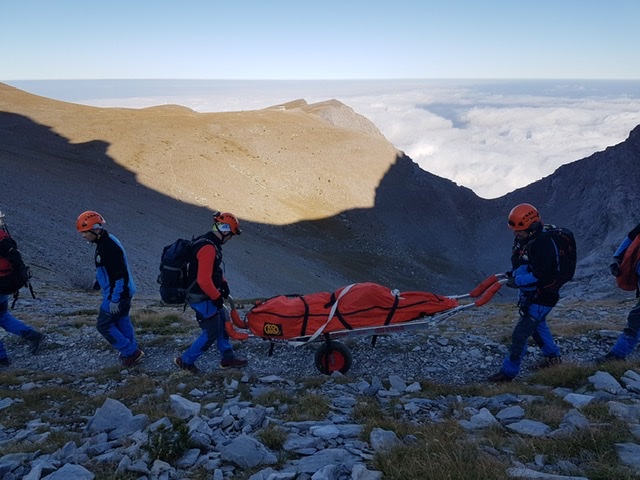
610, 261, 622, 277
219, 281, 230, 299
505, 276, 518, 289
213, 296, 225, 309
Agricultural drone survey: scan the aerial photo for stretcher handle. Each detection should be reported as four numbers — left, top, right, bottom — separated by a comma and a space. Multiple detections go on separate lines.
227, 296, 248, 328
468, 273, 510, 297
474, 280, 503, 306
225, 320, 249, 340
469, 274, 496, 298
230, 309, 247, 329
223, 296, 249, 340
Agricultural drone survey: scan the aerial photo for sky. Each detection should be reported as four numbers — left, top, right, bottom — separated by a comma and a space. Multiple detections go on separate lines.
1, 0, 640, 80
2, 1, 640, 198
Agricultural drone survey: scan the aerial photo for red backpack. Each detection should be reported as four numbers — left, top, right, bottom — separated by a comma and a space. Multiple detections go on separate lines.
0, 230, 34, 305
616, 235, 640, 292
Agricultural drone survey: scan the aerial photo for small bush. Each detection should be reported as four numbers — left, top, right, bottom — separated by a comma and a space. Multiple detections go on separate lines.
253, 388, 296, 407
258, 423, 287, 450
145, 420, 192, 463
352, 400, 387, 423
300, 375, 329, 389
284, 392, 330, 421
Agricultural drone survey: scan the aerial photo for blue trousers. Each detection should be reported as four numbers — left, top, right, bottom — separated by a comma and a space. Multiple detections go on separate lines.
501, 302, 560, 378
96, 297, 138, 357
180, 300, 233, 365
610, 299, 640, 358
0, 295, 40, 360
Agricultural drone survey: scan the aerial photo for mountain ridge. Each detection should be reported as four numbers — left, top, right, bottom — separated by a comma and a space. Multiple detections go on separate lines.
0, 82, 638, 301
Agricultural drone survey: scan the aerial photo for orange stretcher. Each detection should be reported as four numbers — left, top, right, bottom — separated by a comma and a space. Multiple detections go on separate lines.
223, 274, 507, 375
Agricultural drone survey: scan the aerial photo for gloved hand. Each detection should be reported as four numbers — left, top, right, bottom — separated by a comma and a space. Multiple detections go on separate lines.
610, 261, 622, 277
219, 281, 230, 299
505, 276, 518, 289
109, 301, 120, 315
213, 296, 225, 309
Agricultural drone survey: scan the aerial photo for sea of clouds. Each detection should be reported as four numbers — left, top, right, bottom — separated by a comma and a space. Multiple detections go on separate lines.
8, 79, 640, 199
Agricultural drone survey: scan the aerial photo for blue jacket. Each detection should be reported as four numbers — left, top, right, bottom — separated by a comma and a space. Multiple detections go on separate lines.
94, 230, 136, 303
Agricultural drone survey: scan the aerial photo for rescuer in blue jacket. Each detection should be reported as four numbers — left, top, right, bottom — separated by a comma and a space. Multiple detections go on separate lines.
76, 210, 143, 367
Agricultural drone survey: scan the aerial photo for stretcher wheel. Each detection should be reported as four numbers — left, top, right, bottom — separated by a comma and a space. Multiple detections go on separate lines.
314, 341, 352, 375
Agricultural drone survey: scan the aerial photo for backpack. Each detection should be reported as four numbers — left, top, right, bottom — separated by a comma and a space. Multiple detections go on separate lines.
615, 235, 640, 292
157, 236, 212, 304
541, 225, 577, 289
0, 230, 33, 301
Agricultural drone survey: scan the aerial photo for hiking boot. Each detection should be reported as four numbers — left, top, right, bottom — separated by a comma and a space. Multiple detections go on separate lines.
487, 371, 514, 383
220, 356, 248, 369
174, 356, 200, 374
29, 333, 45, 355
121, 349, 144, 367
0, 357, 10, 367
532, 355, 562, 370
595, 352, 625, 365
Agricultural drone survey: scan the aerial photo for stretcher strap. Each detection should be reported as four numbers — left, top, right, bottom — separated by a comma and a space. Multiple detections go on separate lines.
291, 283, 356, 346
334, 310, 353, 330
383, 291, 401, 325
300, 297, 310, 337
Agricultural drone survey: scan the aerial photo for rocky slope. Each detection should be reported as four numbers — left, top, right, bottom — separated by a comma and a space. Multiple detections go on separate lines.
2, 290, 640, 479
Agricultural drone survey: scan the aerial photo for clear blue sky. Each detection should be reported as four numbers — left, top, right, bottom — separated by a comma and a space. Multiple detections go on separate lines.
1, 0, 639, 80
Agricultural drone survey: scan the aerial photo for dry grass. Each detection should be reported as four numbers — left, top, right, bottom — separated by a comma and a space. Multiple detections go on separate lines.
368, 391, 639, 480
288, 392, 331, 421
133, 309, 193, 336
513, 420, 636, 480
353, 399, 402, 439
257, 423, 287, 451
253, 388, 297, 408
0, 371, 98, 430
374, 420, 507, 480
252, 387, 330, 421
527, 362, 597, 389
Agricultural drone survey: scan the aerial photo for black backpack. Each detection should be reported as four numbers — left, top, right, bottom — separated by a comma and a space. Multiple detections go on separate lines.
157, 236, 212, 304
0, 230, 35, 306
542, 225, 577, 289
